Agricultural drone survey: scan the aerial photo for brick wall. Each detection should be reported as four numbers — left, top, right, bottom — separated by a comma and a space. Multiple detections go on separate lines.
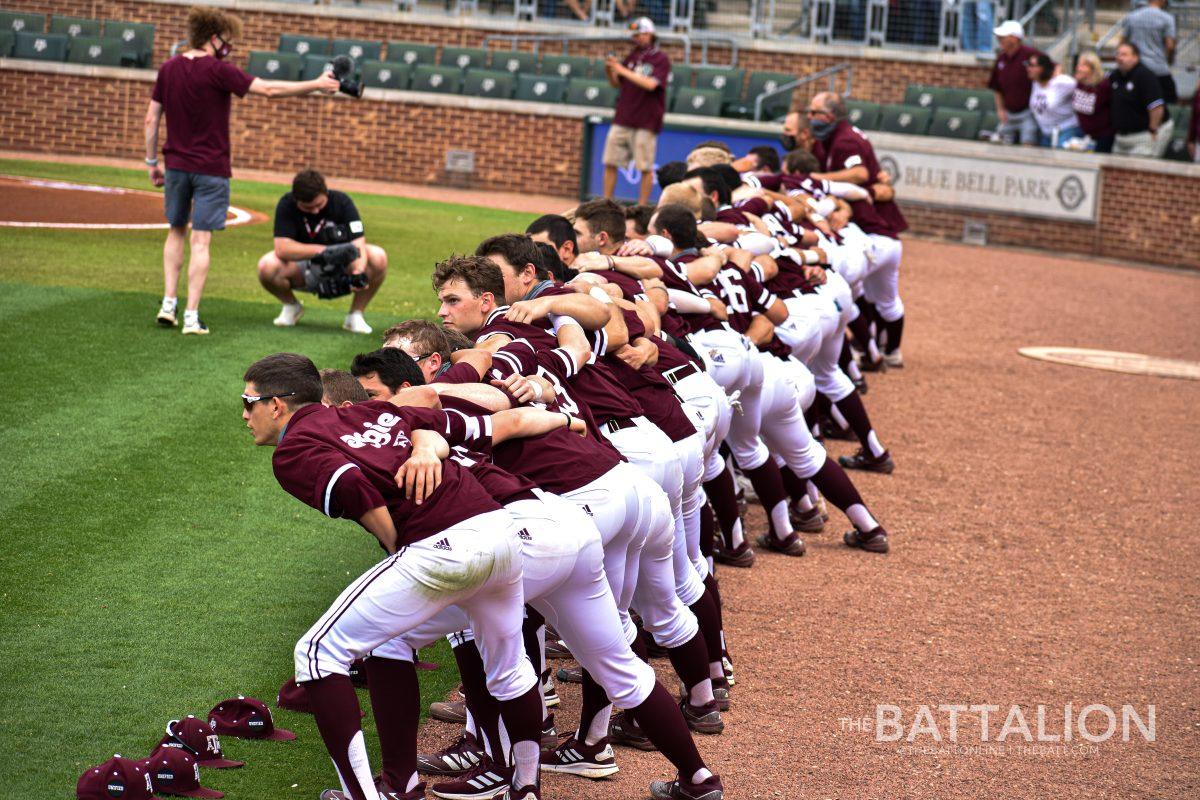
4, 0, 990, 106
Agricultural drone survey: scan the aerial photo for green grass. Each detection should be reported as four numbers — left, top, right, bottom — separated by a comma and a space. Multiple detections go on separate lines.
0, 159, 534, 796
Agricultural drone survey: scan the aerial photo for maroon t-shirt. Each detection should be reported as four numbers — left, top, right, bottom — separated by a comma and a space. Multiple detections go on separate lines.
988, 44, 1041, 113
599, 309, 697, 443
813, 121, 907, 235
596, 269, 647, 301
1072, 79, 1113, 140
151, 54, 255, 177
272, 402, 499, 546
710, 265, 778, 335
613, 45, 670, 133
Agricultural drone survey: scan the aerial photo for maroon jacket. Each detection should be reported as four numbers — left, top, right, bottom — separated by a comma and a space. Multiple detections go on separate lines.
813, 120, 907, 235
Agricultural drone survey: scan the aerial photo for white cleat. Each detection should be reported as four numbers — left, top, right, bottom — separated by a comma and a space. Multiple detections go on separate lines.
274, 302, 305, 327
343, 312, 373, 335
181, 318, 210, 335
156, 303, 177, 327
882, 350, 904, 368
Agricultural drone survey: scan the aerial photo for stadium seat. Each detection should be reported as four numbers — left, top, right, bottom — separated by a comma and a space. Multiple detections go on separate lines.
332, 39, 382, 62
729, 71, 795, 118
0, 11, 44, 34
902, 84, 939, 109
514, 73, 566, 103
1165, 105, 1192, 160
668, 63, 694, 90
585, 58, 610, 79
928, 108, 982, 139
846, 99, 882, 130
300, 53, 335, 80
361, 60, 410, 90
879, 104, 932, 135
942, 87, 994, 113
565, 78, 617, 107
980, 110, 1000, 138
462, 69, 514, 98
386, 41, 436, 66
13, 31, 66, 61
278, 34, 330, 57
693, 66, 745, 106
672, 87, 723, 117
67, 35, 121, 66
492, 50, 537, 76
247, 50, 302, 80
540, 54, 591, 80
438, 46, 487, 71
0, 29, 13, 57
50, 15, 101, 39
410, 64, 462, 94
103, 20, 153, 67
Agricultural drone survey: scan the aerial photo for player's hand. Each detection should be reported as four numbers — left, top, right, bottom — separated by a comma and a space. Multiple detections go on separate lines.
572, 251, 610, 272
803, 264, 827, 286
700, 246, 729, 265
565, 413, 587, 436
491, 373, 543, 404
617, 239, 653, 257
877, 170, 892, 185
315, 72, 340, 94
614, 343, 651, 370
396, 447, 443, 505
148, 165, 164, 187
504, 298, 550, 324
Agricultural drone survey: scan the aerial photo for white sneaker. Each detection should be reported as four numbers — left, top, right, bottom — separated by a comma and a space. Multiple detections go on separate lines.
343, 312, 372, 335
882, 350, 904, 368
181, 318, 209, 335
273, 302, 305, 327
156, 303, 177, 327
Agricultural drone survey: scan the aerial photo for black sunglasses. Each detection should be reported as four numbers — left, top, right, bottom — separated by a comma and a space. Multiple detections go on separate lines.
242, 392, 295, 411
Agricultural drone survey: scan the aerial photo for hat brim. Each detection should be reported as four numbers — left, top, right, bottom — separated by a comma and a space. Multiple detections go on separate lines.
262, 728, 297, 741
197, 756, 244, 769
175, 787, 225, 798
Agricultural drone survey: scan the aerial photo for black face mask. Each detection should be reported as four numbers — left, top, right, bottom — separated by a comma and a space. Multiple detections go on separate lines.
779, 134, 797, 151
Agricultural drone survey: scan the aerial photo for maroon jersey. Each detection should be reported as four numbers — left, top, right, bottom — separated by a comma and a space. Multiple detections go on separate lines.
598, 309, 697, 443
710, 265, 778, 335
436, 361, 484, 384
272, 402, 499, 546
813, 120, 907, 235
613, 45, 670, 133
665, 252, 721, 333
734, 196, 806, 246
438, 395, 538, 504
767, 251, 821, 298
594, 269, 647, 302
487, 338, 602, 441
743, 172, 830, 198
649, 332, 700, 371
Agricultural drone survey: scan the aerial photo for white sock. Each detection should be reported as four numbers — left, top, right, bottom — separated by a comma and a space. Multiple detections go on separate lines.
867, 430, 886, 458
687, 677, 715, 707
511, 739, 539, 788
709, 660, 724, 680
183, 309, 199, 324
795, 493, 815, 513
768, 500, 792, 540
729, 518, 744, 549
582, 703, 612, 746
691, 768, 714, 784
846, 503, 879, 533
161, 296, 177, 311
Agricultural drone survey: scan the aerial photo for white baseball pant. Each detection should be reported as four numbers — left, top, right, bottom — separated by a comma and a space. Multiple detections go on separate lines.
863, 234, 904, 323
666, 365, 732, 481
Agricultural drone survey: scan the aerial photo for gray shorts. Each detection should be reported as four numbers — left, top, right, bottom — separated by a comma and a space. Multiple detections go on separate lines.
164, 169, 230, 231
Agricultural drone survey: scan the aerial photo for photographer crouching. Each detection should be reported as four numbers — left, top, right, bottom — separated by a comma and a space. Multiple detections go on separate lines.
257, 169, 387, 334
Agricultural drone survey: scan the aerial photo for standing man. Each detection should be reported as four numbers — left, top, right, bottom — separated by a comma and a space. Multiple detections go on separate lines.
257, 169, 388, 334
987, 20, 1042, 146
145, 5, 338, 335
1110, 41, 1167, 157
602, 17, 671, 205
1122, 0, 1177, 155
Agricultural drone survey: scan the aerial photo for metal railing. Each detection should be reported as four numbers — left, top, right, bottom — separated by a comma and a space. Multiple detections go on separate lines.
481, 30, 740, 67
753, 61, 852, 119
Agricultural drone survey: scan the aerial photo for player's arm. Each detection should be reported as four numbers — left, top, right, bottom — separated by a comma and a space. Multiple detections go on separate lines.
812, 162, 871, 185
666, 288, 713, 314
745, 314, 776, 346
447, 348, 494, 381
357, 507, 400, 555
707, 294, 729, 320
573, 251, 663, 279
395, 429, 451, 505
555, 319, 598, 365
490, 372, 555, 405
642, 277, 670, 317
682, 249, 727, 285
764, 296, 790, 324
429, 382, 513, 412
742, 212, 772, 236
584, 287, 631, 352
506, 293, 609, 330
615, 336, 659, 369
248, 72, 339, 98
388, 385, 441, 409
698, 221, 742, 243
143, 100, 165, 187
491, 407, 586, 442
476, 333, 515, 354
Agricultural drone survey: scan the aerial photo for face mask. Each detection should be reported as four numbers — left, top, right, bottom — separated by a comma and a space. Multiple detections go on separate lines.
213, 36, 232, 60
779, 134, 797, 151
810, 118, 837, 141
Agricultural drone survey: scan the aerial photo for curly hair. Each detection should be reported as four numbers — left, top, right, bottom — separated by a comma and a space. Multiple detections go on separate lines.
187, 6, 243, 50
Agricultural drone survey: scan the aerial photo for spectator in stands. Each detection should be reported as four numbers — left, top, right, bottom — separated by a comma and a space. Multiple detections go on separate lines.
961, 1, 996, 52
987, 20, 1042, 146
1072, 51, 1114, 152
1109, 41, 1167, 157
1189, 89, 1200, 162
1122, 0, 1177, 107
1027, 53, 1083, 148
146, 5, 338, 336
256, 169, 388, 334
602, 17, 670, 205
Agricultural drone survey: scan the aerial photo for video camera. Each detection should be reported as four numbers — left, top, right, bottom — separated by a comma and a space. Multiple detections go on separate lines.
300, 242, 366, 299
330, 55, 364, 99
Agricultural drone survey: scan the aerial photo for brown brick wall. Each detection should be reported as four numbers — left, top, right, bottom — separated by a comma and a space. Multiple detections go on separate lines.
5, 0, 990, 106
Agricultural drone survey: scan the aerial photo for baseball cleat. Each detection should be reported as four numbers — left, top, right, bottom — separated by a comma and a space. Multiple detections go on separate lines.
852, 374, 869, 394
882, 350, 904, 368
320, 775, 426, 800
712, 679, 731, 712
156, 303, 177, 327
714, 540, 755, 568
556, 665, 582, 684
539, 735, 620, 779
181, 318, 209, 335
609, 711, 656, 751
502, 785, 541, 800
721, 654, 735, 686
756, 532, 807, 557
429, 756, 511, 799
858, 356, 887, 373
544, 639, 572, 660
417, 731, 484, 776
650, 774, 725, 800
430, 699, 467, 724
843, 528, 890, 554
680, 699, 724, 734
343, 311, 373, 335
789, 503, 826, 533
273, 302, 304, 327
819, 416, 857, 441
541, 712, 558, 748
838, 448, 895, 474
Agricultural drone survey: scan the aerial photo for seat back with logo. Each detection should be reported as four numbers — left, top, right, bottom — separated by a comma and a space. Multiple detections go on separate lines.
540, 54, 591, 80
928, 107, 981, 139
0, 11, 45, 35
278, 34, 331, 58
693, 66, 744, 105
565, 78, 617, 107
50, 15, 102, 39
301, 53, 335, 81
247, 50, 302, 81
411, 64, 463, 94
463, 68, 514, 98
879, 104, 932, 135
943, 87, 994, 113
333, 39, 381, 63
902, 84, 938, 109
669, 63, 694, 90
846, 99, 883, 130
14, 31, 67, 61
735, 70, 795, 119
438, 46, 488, 71
361, 59, 411, 90
493, 50, 537, 76
672, 86, 723, 117
102, 20, 153, 67
515, 73, 566, 103
67, 35, 122, 66
386, 41, 436, 67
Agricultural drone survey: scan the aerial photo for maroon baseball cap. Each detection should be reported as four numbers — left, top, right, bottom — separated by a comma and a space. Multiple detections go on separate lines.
142, 746, 224, 798
77, 755, 153, 800
208, 695, 295, 741
158, 715, 245, 768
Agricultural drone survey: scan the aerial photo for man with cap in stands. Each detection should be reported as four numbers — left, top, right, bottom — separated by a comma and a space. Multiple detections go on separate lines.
987, 20, 1042, 145
602, 17, 671, 205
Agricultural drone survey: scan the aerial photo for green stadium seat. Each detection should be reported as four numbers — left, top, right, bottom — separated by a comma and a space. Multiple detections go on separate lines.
1164, 105, 1192, 160
103, 20, 153, 67
438, 46, 487, 71
492, 50, 537, 76
668, 63, 694, 90
50, 15, 101, 38
0, 11, 45, 34
361, 60, 410, 90
514, 73, 566, 103
729, 71, 794, 118
540, 54, 590, 80
693, 66, 745, 106
879, 104, 932, 135
565, 78, 617, 107
67, 35, 121, 66
980, 110, 1000, 137
462, 68, 514, 99
278, 34, 330, 57
300, 53, 335, 81
902, 84, 939, 109
0, 29, 13, 57
846, 100, 882, 130
410, 64, 462, 94
386, 41, 436, 66
672, 87, 723, 117
928, 108, 982, 139
666, 84, 676, 112
14, 31, 67, 61
247, 50, 302, 80
585, 58, 610, 79
942, 87, 994, 113
332, 39, 381, 62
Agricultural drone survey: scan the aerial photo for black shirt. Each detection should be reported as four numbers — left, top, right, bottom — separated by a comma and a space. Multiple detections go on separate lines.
1109, 63, 1166, 135
273, 190, 364, 244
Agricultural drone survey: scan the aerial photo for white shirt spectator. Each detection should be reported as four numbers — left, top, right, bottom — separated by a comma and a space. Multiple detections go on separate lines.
1030, 74, 1078, 134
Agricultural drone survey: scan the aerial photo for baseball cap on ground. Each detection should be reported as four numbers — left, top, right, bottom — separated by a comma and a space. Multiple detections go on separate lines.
208, 695, 296, 740
158, 715, 245, 768
630, 17, 655, 34
142, 746, 224, 798
77, 755, 153, 800
993, 20, 1025, 39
